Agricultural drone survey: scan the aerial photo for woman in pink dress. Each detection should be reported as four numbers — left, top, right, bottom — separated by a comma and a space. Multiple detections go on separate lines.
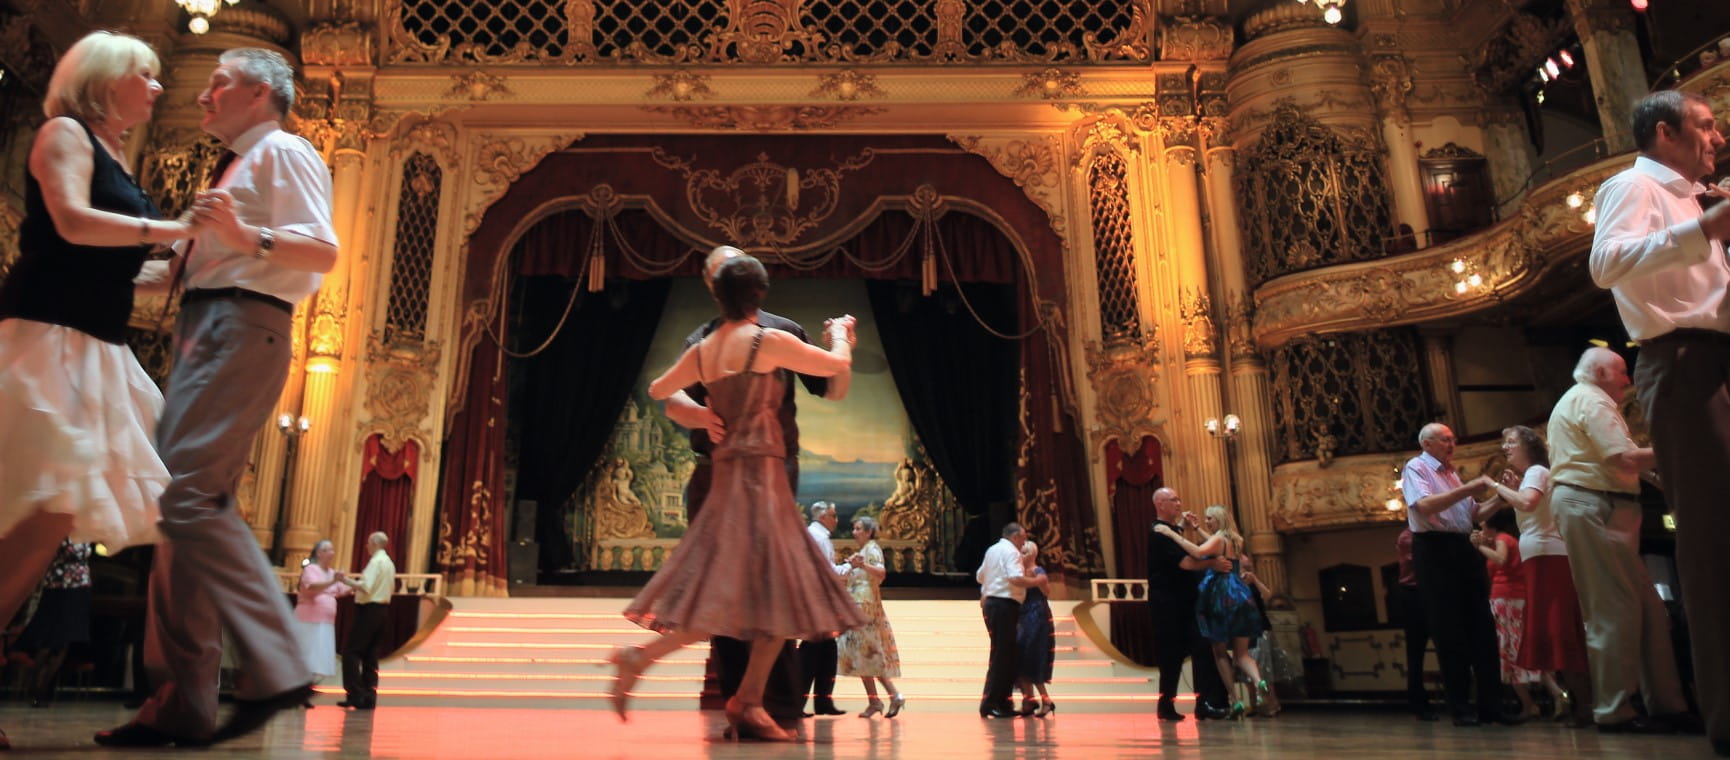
293, 539, 351, 701
613, 255, 866, 742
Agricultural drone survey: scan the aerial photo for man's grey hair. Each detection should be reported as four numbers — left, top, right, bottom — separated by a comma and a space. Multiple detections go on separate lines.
809, 501, 836, 520
1002, 522, 1025, 539
368, 531, 389, 547
1573, 346, 1622, 386
1418, 422, 1451, 445
219, 48, 294, 117
853, 515, 879, 539
1632, 90, 1708, 153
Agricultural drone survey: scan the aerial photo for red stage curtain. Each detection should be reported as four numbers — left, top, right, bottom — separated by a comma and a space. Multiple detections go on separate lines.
351, 435, 419, 573
436, 338, 510, 596
1106, 436, 1163, 666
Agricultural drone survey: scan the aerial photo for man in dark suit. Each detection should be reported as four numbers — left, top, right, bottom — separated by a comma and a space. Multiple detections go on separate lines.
663, 245, 852, 722
1146, 487, 1230, 721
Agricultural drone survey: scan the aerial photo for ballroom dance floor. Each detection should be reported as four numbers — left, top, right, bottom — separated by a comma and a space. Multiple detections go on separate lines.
0, 702, 1719, 759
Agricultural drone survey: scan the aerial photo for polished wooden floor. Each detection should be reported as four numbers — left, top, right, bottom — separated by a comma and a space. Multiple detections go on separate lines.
0, 701, 1720, 758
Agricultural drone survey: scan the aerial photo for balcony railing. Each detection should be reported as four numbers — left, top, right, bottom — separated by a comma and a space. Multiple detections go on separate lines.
384, 0, 1154, 66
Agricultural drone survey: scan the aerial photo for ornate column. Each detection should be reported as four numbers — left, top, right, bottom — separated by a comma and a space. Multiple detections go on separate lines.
1369, 54, 1432, 245
1199, 124, 1286, 595
1158, 123, 1230, 511
1418, 328, 1465, 432
1483, 105, 1538, 214
1567, 0, 1645, 153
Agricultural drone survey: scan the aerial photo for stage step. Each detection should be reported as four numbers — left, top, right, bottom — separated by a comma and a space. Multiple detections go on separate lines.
339, 598, 1172, 713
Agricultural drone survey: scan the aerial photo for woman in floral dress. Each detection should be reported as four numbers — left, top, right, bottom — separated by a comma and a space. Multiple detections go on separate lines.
837, 516, 905, 718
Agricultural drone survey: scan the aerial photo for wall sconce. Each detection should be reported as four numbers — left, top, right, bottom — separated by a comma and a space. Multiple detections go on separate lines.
269, 413, 312, 566
1386, 470, 1405, 511
1295, 0, 1348, 25
1203, 414, 1242, 440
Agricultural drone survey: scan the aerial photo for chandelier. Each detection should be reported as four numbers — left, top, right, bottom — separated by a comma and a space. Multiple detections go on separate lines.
1296, 0, 1347, 25
176, 0, 240, 35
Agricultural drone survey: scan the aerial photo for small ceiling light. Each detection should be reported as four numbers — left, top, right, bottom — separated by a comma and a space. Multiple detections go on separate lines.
1559, 50, 1575, 69
1566, 192, 1585, 208
1545, 58, 1561, 79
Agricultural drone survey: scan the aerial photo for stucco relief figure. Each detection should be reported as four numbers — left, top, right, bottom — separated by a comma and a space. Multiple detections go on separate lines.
595, 458, 654, 539
879, 458, 932, 543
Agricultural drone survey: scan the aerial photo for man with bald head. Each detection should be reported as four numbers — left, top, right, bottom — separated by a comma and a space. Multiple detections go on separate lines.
338, 531, 395, 710
662, 245, 852, 721
1401, 422, 1504, 726
1145, 487, 1229, 720
1548, 347, 1689, 734
1591, 89, 1729, 751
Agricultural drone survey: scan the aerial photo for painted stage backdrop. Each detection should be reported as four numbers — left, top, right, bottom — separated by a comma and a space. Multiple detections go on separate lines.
573, 278, 963, 574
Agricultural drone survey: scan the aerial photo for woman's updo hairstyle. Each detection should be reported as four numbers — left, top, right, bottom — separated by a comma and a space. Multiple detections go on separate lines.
713, 254, 769, 321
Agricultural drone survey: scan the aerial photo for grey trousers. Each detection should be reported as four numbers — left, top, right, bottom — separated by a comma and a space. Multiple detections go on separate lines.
1550, 483, 1686, 725
1636, 331, 1730, 743
132, 296, 309, 738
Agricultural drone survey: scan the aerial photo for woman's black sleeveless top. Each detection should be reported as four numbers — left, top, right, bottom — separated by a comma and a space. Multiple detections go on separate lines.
0, 118, 160, 344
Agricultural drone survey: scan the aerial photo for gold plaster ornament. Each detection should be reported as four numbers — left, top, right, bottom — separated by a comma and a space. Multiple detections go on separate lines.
447, 71, 512, 101
810, 70, 886, 101
363, 334, 444, 456
641, 105, 887, 131
646, 72, 716, 102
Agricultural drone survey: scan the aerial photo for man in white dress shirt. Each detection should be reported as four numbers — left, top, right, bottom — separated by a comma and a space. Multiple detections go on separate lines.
975, 522, 1034, 718
1590, 89, 1729, 753
339, 532, 398, 711
798, 501, 849, 717
99, 48, 338, 748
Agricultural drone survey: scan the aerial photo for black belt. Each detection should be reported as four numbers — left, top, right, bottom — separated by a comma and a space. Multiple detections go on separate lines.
181, 287, 292, 315
1553, 481, 1639, 502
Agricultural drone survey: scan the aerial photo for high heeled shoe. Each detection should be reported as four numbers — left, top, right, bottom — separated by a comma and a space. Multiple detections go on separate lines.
607, 646, 646, 722
885, 694, 906, 718
1034, 699, 1056, 717
1230, 701, 1247, 720
859, 698, 885, 718
1256, 679, 1271, 703
1553, 691, 1574, 722
729, 699, 796, 742
1018, 698, 1038, 717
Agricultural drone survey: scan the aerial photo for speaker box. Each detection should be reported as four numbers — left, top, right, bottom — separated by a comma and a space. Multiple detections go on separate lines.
508, 539, 539, 585
512, 499, 537, 542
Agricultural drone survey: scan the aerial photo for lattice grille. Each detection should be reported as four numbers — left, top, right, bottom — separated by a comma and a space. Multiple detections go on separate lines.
138, 135, 226, 218
383, 153, 442, 345
386, 0, 1152, 64
1087, 152, 1141, 342
125, 326, 175, 389
1269, 329, 1430, 463
1235, 103, 1394, 286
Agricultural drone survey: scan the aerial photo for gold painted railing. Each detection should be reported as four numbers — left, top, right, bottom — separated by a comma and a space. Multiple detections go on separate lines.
1252, 57, 1730, 351
383, 0, 1154, 66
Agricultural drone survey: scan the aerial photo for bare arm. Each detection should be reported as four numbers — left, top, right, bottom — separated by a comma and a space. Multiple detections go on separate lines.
31, 118, 194, 248
759, 327, 851, 377
195, 188, 337, 274
1606, 447, 1657, 476
1153, 524, 1222, 559
1412, 476, 1489, 517
821, 318, 854, 400
1476, 535, 1510, 566
648, 346, 702, 400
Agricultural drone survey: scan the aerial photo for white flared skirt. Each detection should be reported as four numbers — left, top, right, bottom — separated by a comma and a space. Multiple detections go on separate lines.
294, 618, 340, 678
0, 319, 167, 548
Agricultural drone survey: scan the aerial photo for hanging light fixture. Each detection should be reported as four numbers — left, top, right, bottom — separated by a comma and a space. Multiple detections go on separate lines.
1295, 0, 1348, 25
176, 0, 241, 35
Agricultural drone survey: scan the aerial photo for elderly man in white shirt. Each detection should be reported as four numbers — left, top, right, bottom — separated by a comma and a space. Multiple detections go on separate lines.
798, 501, 848, 717
1591, 89, 1729, 753
975, 522, 1035, 718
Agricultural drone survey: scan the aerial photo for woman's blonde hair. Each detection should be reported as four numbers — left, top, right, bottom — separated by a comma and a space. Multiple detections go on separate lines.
1205, 505, 1242, 553
44, 31, 159, 123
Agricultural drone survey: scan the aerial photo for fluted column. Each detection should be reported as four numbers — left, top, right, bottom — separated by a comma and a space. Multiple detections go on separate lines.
1484, 106, 1538, 215
1159, 129, 1230, 510
282, 148, 366, 562
1201, 129, 1286, 595
1370, 55, 1431, 244
1568, 0, 1646, 153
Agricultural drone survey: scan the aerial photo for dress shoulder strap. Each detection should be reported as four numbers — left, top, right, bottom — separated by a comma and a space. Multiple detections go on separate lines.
743, 326, 767, 373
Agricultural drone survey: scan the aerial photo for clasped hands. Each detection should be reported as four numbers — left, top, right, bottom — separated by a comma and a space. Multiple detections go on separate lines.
179, 188, 254, 251
824, 314, 857, 347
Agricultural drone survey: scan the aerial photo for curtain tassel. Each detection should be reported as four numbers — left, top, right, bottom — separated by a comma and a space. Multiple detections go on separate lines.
586, 250, 605, 292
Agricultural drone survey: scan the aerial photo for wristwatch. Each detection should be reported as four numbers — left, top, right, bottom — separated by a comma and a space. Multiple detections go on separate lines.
254, 226, 276, 259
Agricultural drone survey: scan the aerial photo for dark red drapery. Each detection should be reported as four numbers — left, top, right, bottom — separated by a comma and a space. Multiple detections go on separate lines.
351, 435, 419, 573
1106, 436, 1164, 666
437, 337, 510, 596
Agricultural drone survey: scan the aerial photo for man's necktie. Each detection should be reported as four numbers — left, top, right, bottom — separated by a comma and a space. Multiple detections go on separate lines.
164, 149, 239, 305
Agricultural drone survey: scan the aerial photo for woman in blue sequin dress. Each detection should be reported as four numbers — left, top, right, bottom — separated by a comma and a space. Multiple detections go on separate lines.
1152, 504, 1266, 718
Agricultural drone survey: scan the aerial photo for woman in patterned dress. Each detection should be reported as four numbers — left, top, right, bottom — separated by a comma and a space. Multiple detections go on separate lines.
837, 516, 905, 718
1153, 504, 1266, 718
1476, 508, 1542, 720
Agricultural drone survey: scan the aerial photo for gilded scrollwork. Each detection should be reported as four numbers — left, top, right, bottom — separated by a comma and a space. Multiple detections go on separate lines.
308, 281, 347, 358
1159, 15, 1232, 61
1083, 335, 1163, 454
641, 105, 887, 131
390, 119, 460, 165
462, 132, 585, 236
1223, 290, 1257, 363
448, 71, 512, 101
648, 148, 875, 248
810, 70, 886, 101
646, 71, 715, 102
302, 21, 374, 66
363, 334, 444, 454
1179, 288, 1218, 361
1252, 158, 1620, 349
1016, 68, 1084, 100
1368, 55, 1414, 122
946, 134, 1069, 250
